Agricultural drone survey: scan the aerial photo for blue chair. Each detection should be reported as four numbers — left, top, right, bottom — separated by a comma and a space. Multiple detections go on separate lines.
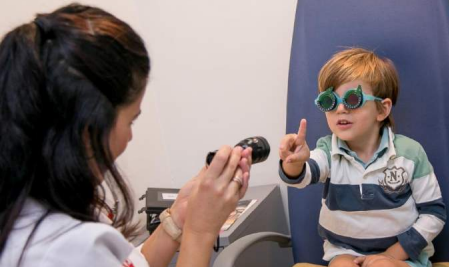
213, 1, 449, 266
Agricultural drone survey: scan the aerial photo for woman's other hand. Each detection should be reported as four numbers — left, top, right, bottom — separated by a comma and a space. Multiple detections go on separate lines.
170, 146, 252, 231
184, 145, 251, 237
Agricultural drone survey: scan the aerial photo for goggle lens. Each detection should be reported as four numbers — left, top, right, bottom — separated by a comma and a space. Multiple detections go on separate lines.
344, 90, 362, 108
319, 94, 335, 110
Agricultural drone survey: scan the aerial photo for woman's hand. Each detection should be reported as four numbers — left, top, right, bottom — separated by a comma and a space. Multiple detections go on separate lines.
182, 145, 251, 237
170, 146, 252, 230
174, 145, 252, 267
141, 146, 251, 267
169, 176, 198, 230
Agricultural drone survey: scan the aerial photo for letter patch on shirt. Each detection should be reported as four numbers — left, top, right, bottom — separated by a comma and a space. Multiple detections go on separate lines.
379, 167, 408, 194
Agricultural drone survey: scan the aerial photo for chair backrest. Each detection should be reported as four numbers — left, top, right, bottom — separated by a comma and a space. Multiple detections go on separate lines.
286, 0, 449, 264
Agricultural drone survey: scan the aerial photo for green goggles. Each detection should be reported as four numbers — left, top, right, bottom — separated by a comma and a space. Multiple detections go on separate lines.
314, 85, 383, 112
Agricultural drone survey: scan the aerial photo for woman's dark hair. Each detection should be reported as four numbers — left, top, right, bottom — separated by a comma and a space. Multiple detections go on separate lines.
0, 3, 150, 259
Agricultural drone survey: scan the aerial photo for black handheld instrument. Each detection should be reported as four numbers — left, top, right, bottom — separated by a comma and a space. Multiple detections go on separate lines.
205, 136, 270, 166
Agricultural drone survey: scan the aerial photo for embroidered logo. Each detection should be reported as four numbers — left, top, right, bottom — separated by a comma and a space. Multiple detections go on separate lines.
379, 167, 408, 194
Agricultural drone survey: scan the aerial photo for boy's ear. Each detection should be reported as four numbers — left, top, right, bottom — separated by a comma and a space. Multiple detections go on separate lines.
377, 98, 393, 122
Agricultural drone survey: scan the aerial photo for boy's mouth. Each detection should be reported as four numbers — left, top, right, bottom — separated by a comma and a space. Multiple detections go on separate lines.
337, 119, 352, 125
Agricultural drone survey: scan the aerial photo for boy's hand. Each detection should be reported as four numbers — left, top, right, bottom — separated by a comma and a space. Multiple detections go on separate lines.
353, 253, 396, 267
279, 119, 310, 164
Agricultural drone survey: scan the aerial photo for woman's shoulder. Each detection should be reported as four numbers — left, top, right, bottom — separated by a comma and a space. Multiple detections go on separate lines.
40, 220, 133, 266
6, 199, 133, 267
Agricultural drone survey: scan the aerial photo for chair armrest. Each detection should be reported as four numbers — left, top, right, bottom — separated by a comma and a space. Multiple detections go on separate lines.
212, 232, 291, 267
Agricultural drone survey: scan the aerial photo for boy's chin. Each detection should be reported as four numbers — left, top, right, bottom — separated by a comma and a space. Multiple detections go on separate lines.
334, 132, 355, 142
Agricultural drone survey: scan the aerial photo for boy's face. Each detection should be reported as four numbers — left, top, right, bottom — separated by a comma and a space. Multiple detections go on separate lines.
324, 80, 385, 148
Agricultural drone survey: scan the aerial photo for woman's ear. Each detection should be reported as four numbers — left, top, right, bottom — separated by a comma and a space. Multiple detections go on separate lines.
377, 98, 393, 122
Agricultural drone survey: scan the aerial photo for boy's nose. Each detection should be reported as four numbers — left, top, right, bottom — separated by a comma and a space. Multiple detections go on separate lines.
336, 103, 348, 113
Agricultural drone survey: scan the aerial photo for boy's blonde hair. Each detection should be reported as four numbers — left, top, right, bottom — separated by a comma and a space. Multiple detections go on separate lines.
318, 47, 399, 129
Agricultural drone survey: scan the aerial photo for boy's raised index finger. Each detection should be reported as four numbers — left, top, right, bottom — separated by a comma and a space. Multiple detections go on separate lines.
296, 119, 307, 143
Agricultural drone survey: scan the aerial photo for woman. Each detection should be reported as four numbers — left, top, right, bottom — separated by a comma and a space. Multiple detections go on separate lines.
0, 3, 252, 267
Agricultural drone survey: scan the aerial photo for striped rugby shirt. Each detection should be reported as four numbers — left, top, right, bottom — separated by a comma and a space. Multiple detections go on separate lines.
279, 127, 446, 261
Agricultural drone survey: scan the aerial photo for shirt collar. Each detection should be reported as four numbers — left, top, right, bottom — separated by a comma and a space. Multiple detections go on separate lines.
332, 127, 394, 166
337, 127, 389, 156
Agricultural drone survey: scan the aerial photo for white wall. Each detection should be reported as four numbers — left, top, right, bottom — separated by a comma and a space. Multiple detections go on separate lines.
0, 0, 297, 224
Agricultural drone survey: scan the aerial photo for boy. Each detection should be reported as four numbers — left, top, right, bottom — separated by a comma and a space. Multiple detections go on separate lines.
279, 48, 446, 267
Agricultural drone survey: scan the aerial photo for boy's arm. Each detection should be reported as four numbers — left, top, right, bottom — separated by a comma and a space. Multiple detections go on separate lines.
279, 136, 331, 188
397, 144, 446, 261
282, 160, 306, 178
398, 173, 446, 261
384, 242, 409, 260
